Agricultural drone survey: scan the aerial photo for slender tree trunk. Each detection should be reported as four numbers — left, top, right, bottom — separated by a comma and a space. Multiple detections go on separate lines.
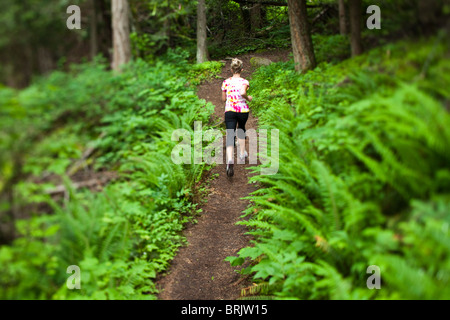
348, 0, 363, 56
287, 0, 316, 72
90, 0, 99, 59
162, 6, 172, 51
240, 4, 251, 34
37, 46, 54, 74
111, 0, 131, 71
338, 0, 347, 35
197, 0, 209, 63
250, 3, 263, 32
418, 0, 441, 30
99, 0, 113, 60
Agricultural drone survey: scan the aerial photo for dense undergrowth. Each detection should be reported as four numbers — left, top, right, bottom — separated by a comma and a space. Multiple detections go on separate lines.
227, 32, 450, 300
0, 51, 223, 299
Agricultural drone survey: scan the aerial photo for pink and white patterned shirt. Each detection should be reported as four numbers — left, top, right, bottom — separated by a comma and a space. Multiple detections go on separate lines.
221, 77, 250, 113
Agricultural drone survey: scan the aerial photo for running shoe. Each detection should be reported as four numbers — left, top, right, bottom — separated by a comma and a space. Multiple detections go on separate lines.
226, 159, 234, 177
239, 151, 248, 162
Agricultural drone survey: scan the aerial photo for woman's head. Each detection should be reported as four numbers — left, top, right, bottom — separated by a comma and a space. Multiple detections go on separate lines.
231, 58, 243, 74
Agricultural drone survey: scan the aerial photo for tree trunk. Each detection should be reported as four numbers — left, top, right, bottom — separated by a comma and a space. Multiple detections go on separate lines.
111, 0, 131, 71
338, 0, 347, 35
90, 0, 99, 59
197, 0, 209, 63
250, 3, 263, 32
240, 4, 252, 34
162, 6, 172, 52
287, 0, 316, 72
418, 0, 441, 30
37, 46, 54, 74
99, 0, 113, 61
348, 0, 363, 56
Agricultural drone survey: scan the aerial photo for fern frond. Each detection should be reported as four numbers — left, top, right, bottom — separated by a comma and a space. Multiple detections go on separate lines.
312, 161, 342, 232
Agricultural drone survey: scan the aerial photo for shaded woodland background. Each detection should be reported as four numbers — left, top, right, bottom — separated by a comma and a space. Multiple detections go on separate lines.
1, 0, 448, 87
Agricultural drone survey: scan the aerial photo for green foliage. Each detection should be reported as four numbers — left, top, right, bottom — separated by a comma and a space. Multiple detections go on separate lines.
312, 34, 350, 64
0, 0, 79, 85
129, 0, 197, 58
227, 35, 450, 300
0, 52, 216, 299
188, 61, 225, 86
374, 196, 450, 299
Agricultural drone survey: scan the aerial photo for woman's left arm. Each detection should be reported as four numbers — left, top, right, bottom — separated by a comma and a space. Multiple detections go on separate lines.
240, 84, 252, 102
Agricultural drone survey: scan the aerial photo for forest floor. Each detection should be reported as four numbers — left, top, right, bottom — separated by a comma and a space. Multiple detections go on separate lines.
156, 50, 290, 300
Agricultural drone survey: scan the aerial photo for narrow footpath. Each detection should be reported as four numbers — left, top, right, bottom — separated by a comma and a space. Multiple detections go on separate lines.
156, 51, 289, 300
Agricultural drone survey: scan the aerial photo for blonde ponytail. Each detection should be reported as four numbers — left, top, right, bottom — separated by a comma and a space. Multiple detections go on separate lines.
230, 58, 243, 74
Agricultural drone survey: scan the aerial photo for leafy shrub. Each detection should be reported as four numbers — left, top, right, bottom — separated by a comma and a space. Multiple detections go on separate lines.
226, 35, 450, 300
312, 34, 350, 64
0, 52, 216, 299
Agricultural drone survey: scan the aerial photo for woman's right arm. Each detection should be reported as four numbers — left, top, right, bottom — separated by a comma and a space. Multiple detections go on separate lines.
221, 80, 227, 102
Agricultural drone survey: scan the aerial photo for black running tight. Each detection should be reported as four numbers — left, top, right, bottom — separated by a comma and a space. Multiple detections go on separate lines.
224, 111, 249, 147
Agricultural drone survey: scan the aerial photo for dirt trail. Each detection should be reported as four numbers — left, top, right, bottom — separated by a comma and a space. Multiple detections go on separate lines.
156, 50, 290, 300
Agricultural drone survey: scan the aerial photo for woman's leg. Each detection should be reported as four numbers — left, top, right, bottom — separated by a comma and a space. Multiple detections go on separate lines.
227, 144, 234, 164
224, 111, 238, 164
236, 112, 249, 158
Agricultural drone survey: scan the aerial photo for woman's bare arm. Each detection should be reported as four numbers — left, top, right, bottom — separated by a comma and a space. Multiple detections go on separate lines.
240, 84, 253, 102
222, 91, 227, 102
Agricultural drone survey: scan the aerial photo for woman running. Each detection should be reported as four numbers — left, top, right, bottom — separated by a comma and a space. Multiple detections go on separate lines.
221, 58, 253, 177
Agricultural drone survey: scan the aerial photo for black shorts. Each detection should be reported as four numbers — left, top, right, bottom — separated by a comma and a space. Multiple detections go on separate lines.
225, 111, 249, 147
